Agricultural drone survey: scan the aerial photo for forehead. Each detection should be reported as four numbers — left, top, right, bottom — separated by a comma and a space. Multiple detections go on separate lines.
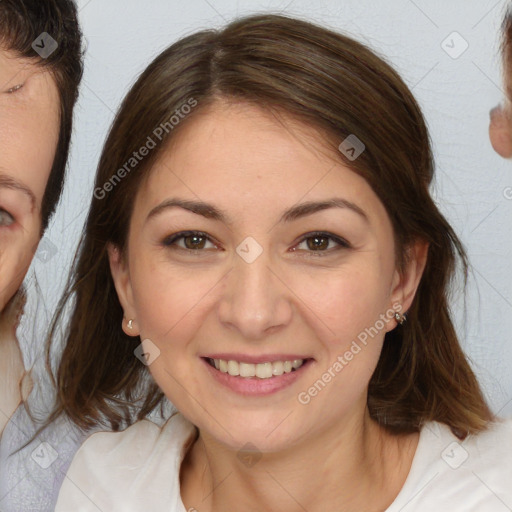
0, 49, 60, 206
0, 49, 33, 88
150, 103, 344, 190
136, 101, 389, 227
168, 100, 339, 161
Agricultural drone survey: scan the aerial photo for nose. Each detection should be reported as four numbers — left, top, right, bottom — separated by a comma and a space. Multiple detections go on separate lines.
490, 104, 502, 120
217, 246, 293, 340
489, 103, 512, 158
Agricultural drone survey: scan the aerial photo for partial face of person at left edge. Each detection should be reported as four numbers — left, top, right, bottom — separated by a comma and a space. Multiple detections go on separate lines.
489, 99, 512, 158
489, 45, 512, 158
109, 101, 427, 453
0, 50, 60, 313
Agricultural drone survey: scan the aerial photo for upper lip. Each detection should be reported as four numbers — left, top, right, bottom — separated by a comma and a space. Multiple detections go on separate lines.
201, 353, 312, 364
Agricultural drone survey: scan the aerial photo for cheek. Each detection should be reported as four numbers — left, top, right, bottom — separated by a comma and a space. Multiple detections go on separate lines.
128, 258, 219, 410
130, 251, 392, 370
126, 250, 395, 435
289, 261, 393, 402
130, 254, 222, 345
0, 231, 39, 311
292, 272, 391, 418
291, 261, 393, 342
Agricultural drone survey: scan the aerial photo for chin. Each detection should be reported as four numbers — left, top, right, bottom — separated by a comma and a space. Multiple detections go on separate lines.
190, 407, 309, 453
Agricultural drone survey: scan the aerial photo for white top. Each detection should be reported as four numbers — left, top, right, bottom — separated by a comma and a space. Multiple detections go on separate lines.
56, 413, 512, 512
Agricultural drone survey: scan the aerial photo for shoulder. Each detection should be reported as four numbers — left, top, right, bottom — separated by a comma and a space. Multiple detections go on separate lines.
55, 412, 197, 512
465, 416, 512, 455
389, 417, 512, 512
436, 417, 512, 473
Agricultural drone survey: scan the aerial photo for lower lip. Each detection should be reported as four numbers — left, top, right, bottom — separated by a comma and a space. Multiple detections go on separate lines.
201, 358, 313, 396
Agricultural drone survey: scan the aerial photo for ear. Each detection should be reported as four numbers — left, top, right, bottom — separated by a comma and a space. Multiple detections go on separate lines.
107, 243, 139, 336
387, 239, 429, 329
489, 104, 512, 159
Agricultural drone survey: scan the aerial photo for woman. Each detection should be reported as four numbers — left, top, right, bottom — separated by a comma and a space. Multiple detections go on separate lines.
489, 5, 512, 158
0, 0, 83, 509
54, 13, 512, 511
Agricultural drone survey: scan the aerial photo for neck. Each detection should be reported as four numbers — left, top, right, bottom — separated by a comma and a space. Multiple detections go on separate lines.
0, 292, 25, 435
180, 406, 419, 512
0, 307, 25, 436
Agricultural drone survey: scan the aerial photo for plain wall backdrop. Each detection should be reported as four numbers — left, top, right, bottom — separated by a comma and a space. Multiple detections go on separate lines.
19, 0, 512, 417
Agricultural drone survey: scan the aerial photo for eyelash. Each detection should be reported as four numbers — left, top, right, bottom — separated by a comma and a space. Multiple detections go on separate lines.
6, 83, 24, 94
161, 230, 351, 257
293, 231, 351, 256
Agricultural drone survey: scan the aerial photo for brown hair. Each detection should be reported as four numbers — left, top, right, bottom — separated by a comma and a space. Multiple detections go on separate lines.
0, 0, 84, 232
47, 13, 493, 437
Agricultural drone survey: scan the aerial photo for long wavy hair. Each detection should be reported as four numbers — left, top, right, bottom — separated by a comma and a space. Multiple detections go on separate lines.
46, 13, 493, 438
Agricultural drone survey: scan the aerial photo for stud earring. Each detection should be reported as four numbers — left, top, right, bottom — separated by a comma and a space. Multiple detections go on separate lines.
127, 319, 134, 330
394, 312, 406, 325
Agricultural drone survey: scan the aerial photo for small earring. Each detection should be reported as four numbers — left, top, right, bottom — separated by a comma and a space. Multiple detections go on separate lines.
127, 319, 134, 330
395, 312, 406, 325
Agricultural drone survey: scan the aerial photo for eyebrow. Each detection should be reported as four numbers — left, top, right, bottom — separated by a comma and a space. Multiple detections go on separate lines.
146, 197, 369, 225
0, 172, 36, 209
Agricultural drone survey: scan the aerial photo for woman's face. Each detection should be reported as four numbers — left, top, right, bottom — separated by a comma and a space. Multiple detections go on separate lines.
0, 50, 60, 312
111, 101, 425, 452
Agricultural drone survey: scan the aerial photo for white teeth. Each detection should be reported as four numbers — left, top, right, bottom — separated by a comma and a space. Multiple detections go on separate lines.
239, 362, 256, 377
255, 362, 273, 379
227, 360, 240, 376
272, 361, 284, 376
211, 358, 305, 379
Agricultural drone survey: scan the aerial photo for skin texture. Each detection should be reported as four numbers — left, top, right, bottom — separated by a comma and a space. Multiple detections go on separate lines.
109, 101, 428, 511
0, 49, 59, 434
0, 290, 33, 434
489, 100, 512, 158
489, 49, 512, 158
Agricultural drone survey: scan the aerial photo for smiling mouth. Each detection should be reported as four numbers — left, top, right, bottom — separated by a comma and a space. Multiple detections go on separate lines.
205, 357, 312, 379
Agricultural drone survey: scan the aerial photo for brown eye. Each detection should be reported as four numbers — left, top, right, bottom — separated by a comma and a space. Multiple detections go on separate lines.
306, 235, 330, 251
162, 231, 217, 251
183, 234, 207, 249
293, 231, 350, 256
